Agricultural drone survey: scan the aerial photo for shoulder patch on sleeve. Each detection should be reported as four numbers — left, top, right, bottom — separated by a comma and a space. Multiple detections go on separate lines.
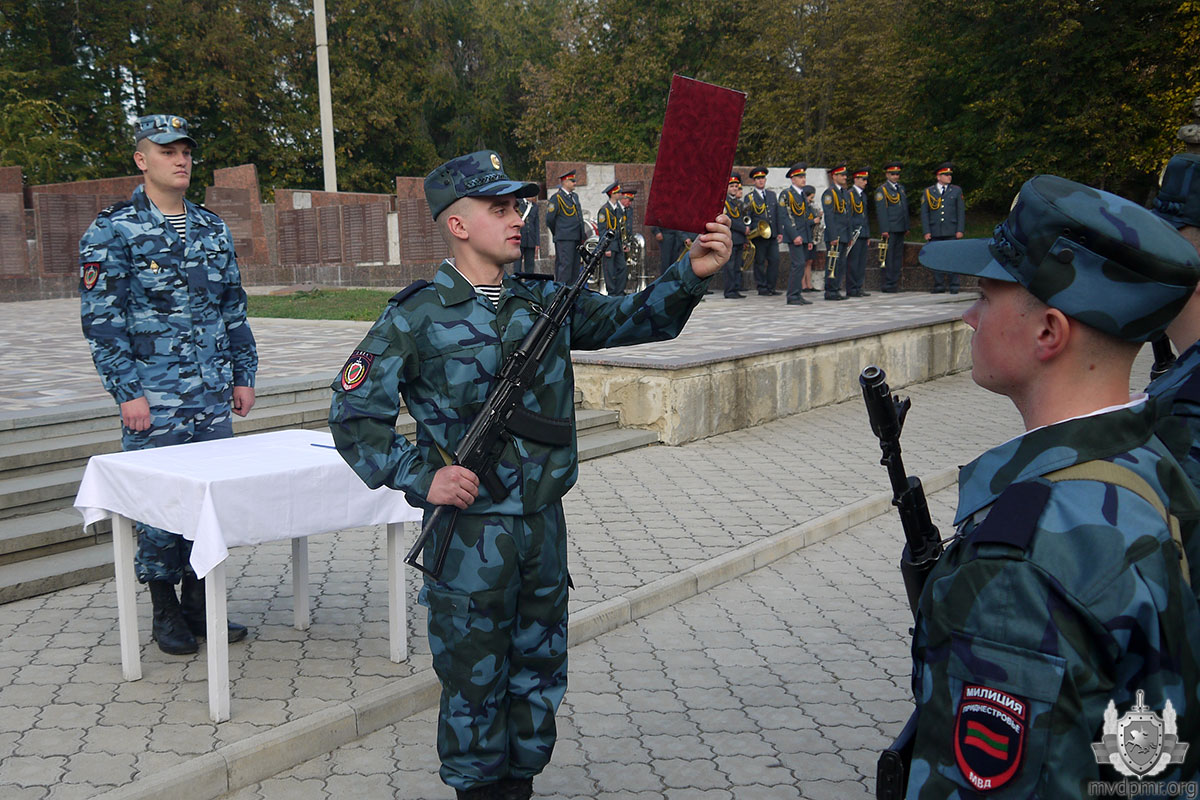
969, 481, 1051, 552
823, 195, 832, 205
81, 262, 100, 290
389, 280, 431, 306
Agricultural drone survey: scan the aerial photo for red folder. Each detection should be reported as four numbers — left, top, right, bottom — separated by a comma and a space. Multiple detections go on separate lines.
644, 75, 747, 235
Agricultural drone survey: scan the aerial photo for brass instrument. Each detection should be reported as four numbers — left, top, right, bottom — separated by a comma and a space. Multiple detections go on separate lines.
826, 240, 841, 281
748, 220, 772, 241
627, 233, 648, 290
742, 241, 756, 271
878, 237, 888, 267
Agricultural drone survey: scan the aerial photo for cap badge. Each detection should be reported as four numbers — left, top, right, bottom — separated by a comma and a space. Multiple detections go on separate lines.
490, 153, 501, 170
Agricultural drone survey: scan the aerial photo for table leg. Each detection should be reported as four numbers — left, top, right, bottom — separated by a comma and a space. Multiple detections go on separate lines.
292, 537, 310, 630
387, 522, 407, 662
206, 562, 230, 722
111, 514, 141, 681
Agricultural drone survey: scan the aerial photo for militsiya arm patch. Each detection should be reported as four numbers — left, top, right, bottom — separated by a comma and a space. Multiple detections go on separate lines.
340, 350, 375, 391
954, 684, 1028, 791
82, 262, 100, 290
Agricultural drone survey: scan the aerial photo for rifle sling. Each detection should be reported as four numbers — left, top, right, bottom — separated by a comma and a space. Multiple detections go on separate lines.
505, 406, 573, 448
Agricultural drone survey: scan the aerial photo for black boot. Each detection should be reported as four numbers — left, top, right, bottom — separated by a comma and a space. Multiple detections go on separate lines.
148, 581, 198, 655
498, 778, 533, 800
179, 572, 249, 643
456, 785, 499, 800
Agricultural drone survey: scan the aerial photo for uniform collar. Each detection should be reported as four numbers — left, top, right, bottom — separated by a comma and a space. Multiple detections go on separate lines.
432, 260, 481, 307
129, 184, 211, 235
501, 272, 545, 308
954, 398, 1155, 524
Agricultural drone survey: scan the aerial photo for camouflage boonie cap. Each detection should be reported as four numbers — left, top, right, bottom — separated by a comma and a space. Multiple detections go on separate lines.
134, 114, 197, 148
920, 174, 1200, 342
424, 150, 538, 220
1153, 153, 1200, 230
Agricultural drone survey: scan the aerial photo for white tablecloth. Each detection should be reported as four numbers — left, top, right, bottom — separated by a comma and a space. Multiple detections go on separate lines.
74, 428, 422, 578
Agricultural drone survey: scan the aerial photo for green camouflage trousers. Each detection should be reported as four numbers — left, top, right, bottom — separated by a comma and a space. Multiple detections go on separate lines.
418, 501, 569, 791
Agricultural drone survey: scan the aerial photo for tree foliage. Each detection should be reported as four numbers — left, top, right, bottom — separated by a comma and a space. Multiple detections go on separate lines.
0, 0, 1195, 208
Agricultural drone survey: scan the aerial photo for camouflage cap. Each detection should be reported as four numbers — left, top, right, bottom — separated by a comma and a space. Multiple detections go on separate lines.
134, 114, 197, 148
920, 174, 1200, 342
424, 150, 538, 220
1153, 153, 1200, 230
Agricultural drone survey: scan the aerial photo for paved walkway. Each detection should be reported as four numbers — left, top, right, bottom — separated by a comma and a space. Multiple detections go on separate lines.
0, 290, 972, 413
224, 487, 960, 800
0, 366, 1022, 800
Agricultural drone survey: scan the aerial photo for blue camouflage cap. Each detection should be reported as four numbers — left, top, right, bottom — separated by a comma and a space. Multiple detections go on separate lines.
424, 150, 538, 220
920, 174, 1200, 342
134, 114, 197, 148
1153, 153, 1200, 230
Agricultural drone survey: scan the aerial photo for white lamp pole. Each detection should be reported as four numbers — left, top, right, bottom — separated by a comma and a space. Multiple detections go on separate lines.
314, 0, 337, 192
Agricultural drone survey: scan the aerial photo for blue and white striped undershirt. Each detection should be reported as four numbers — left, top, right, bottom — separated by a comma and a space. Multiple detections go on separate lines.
163, 212, 187, 238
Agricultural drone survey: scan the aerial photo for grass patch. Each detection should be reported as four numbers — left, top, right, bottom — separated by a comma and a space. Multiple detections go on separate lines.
247, 288, 395, 321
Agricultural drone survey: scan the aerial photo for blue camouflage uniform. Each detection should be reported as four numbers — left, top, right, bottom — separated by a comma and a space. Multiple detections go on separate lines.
80, 180, 257, 582
903, 175, 1200, 797
329, 150, 713, 795
1147, 153, 1200, 499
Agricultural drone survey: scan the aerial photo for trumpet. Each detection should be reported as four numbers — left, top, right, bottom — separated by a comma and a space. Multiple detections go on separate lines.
878, 237, 888, 267
826, 240, 840, 280
742, 241, 756, 271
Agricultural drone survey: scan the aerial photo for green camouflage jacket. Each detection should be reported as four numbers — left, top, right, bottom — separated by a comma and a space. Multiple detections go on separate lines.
329, 257, 710, 515
907, 400, 1200, 797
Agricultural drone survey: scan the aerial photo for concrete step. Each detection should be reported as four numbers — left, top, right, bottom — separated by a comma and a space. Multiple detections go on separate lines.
0, 466, 86, 520
0, 508, 100, 566
577, 425, 659, 461
0, 543, 114, 605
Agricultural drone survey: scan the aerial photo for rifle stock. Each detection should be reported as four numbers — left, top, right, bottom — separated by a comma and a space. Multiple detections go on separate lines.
405, 232, 615, 578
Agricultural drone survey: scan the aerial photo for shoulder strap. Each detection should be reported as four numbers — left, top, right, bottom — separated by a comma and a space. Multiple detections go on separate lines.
389, 279, 431, 305
1172, 366, 1200, 405
1045, 461, 1189, 585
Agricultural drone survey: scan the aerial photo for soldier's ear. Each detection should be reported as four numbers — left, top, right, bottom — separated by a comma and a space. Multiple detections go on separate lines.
133, 149, 148, 173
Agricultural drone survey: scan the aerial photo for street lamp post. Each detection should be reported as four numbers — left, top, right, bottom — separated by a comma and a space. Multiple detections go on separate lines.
314, 0, 337, 192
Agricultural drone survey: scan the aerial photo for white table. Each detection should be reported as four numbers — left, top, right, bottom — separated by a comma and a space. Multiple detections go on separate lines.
74, 428, 423, 722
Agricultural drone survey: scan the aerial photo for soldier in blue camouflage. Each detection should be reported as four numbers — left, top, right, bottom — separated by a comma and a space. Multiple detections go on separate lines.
1146, 154, 1200, 494
901, 175, 1200, 797
79, 114, 257, 656
328, 150, 731, 800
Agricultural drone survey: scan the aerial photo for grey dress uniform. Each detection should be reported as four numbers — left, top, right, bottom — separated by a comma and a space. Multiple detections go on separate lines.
920, 172, 966, 292
723, 191, 748, 297
845, 180, 871, 296
597, 199, 627, 295
653, 226, 685, 276
780, 186, 814, 304
747, 181, 781, 294
874, 178, 909, 291
517, 199, 539, 272
821, 181, 851, 298
545, 187, 585, 283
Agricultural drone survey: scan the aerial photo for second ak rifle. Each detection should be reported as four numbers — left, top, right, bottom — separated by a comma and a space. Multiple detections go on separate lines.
404, 231, 615, 579
860, 365, 943, 800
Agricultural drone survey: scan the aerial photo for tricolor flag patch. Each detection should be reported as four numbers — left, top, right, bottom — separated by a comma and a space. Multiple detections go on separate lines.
954, 684, 1028, 792
82, 262, 100, 290
340, 350, 375, 392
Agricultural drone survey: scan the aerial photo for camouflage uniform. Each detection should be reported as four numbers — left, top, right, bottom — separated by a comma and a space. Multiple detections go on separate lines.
80, 181, 257, 582
329, 149, 712, 794
905, 175, 1200, 797
1148, 153, 1200, 501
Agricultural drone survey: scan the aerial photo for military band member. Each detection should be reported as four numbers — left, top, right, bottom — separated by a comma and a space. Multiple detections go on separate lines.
845, 167, 871, 297
724, 173, 748, 298
545, 169, 585, 283
597, 181, 628, 295
906, 175, 1200, 797
821, 163, 850, 300
329, 149, 732, 799
801, 184, 820, 291
515, 196, 540, 273
652, 225, 684, 276
780, 162, 813, 306
747, 166, 781, 295
920, 161, 965, 293
874, 161, 909, 292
